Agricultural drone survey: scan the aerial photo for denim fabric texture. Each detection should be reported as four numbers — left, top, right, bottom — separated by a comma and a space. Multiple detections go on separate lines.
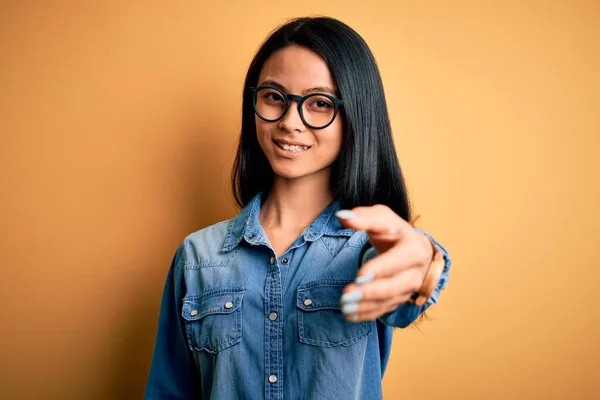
145, 193, 451, 400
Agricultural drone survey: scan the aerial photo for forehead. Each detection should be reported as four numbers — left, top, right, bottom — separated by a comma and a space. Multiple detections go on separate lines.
258, 45, 335, 91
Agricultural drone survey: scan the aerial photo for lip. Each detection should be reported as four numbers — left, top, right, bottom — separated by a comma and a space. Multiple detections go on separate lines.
272, 139, 311, 158
273, 139, 311, 147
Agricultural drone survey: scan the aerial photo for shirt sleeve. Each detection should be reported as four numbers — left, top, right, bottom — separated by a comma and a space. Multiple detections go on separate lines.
144, 244, 202, 400
360, 229, 452, 328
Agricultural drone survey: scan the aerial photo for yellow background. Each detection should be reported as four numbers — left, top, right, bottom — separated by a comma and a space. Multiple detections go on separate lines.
1, 1, 598, 399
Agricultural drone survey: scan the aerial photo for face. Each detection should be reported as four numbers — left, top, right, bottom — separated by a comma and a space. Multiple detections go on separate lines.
255, 45, 343, 183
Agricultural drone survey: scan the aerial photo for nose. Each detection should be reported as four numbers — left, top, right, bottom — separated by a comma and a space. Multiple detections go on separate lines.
278, 101, 305, 132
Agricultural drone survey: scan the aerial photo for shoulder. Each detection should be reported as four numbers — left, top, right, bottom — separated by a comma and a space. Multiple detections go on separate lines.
178, 218, 236, 268
185, 219, 233, 244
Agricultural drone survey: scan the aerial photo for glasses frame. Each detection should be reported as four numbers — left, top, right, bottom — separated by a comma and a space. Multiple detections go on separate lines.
250, 85, 343, 130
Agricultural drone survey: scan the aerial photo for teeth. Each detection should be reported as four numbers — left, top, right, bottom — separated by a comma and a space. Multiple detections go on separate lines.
276, 142, 309, 152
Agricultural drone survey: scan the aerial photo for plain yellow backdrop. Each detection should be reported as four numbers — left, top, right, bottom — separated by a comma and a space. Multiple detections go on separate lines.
1, 1, 598, 399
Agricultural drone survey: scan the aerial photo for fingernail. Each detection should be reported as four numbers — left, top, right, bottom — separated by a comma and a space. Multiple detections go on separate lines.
335, 210, 357, 220
350, 314, 359, 322
341, 302, 359, 314
340, 290, 363, 303
354, 273, 375, 285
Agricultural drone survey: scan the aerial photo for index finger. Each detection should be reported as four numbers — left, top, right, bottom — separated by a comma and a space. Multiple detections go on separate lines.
335, 205, 413, 236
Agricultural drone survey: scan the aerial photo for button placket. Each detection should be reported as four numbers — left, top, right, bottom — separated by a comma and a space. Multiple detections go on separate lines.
264, 252, 282, 398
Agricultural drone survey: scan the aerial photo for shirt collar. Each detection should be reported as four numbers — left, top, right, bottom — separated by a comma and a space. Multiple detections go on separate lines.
221, 192, 355, 253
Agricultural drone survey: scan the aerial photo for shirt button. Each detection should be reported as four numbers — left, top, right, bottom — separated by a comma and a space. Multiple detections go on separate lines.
269, 256, 276, 265
304, 299, 313, 307
190, 310, 198, 316
282, 258, 289, 264
269, 312, 278, 321
269, 375, 278, 383
248, 234, 256, 239
225, 301, 234, 309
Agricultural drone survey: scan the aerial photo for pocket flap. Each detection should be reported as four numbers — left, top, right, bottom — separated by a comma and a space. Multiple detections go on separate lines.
296, 281, 351, 311
182, 289, 244, 321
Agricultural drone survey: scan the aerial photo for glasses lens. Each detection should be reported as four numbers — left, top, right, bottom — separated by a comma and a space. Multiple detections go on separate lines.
254, 88, 287, 121
302, 94, 336, 128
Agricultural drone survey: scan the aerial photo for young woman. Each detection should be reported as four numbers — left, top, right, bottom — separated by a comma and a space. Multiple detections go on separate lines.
145, 16, 451, 400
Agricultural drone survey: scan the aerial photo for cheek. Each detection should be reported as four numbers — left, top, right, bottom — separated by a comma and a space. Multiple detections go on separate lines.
255, 116, 263, 136
255, 119, 270, 146
319, 121, 343, 154
255, 117, 275, 136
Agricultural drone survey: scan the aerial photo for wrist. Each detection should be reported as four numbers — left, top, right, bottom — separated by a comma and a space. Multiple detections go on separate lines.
412, 235, 445, 307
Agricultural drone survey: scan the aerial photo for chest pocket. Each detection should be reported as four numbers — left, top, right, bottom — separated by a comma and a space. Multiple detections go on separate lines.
181, 288, 244, 354
296, 280, 372, 347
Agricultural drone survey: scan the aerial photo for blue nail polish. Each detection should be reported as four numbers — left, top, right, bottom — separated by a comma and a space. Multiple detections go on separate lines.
342, 302, 359, 314
354, 273, 375, 285
335, 210, 357, 220
340, 291, 363, 303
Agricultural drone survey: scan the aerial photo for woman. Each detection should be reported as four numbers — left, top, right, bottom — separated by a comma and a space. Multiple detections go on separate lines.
145, 16, 451, 400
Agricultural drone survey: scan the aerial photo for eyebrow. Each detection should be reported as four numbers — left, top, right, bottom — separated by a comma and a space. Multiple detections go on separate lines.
259, 80, 339, 96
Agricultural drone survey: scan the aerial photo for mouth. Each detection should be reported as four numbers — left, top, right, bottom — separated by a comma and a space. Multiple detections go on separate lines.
273, 140, 311, 153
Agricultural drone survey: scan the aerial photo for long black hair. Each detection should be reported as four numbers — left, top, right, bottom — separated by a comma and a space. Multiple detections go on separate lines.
231, 16, 412, 221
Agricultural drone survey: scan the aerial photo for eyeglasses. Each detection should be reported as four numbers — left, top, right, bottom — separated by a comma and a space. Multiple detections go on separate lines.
250, 86, 343, 130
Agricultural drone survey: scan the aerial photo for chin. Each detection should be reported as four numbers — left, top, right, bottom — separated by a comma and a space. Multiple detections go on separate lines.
270, 164, 307, 180
269, 161, 331, 182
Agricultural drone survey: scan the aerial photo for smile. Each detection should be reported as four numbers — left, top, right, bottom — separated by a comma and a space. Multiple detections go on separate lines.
273, 140, 311, 153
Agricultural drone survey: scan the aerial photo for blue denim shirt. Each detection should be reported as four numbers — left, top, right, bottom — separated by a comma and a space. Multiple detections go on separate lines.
145, 193, 451, 400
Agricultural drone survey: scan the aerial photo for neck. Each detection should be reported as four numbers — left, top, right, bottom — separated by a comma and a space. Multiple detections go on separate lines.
259, 173, 334, 231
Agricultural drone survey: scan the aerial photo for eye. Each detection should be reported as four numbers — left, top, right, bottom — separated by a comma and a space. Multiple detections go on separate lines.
264, 91, 284, 103
306, 96, 334, 111
314, 100, 332, 109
